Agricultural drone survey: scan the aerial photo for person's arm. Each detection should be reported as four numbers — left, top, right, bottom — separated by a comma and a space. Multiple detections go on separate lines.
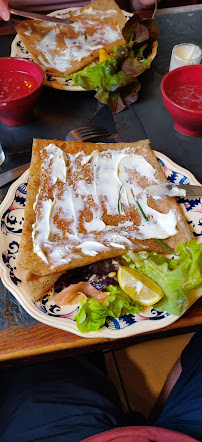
0, 0, 157, 20
131, 0, 156, 11
0, 0, 10, 21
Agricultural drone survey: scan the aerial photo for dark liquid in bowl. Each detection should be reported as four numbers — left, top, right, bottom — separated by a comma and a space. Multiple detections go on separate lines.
169, 82, 202, 111
0, 71, 38, 100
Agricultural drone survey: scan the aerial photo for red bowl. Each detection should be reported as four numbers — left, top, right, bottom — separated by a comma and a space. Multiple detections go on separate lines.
161, 65, 202, 137
0, 57, 44, 126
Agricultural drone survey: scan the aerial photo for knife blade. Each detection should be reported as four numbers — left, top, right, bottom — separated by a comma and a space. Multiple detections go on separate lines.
0, 163, 30, 188
145, 183, 202, 198
10, 8, 73, 24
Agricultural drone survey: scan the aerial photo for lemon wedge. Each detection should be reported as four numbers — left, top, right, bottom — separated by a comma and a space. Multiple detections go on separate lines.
117, 266, 164, 307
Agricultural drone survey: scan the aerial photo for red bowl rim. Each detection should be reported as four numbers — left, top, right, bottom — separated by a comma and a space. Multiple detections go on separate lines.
161, 64, 202, 116
0, 57, 44, 103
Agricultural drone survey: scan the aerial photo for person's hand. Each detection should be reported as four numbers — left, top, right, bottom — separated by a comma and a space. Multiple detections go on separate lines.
0, 0, 10, 21
131, 0, 156, 11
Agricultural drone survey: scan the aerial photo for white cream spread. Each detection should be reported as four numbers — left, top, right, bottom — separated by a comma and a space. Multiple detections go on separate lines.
42, 143, 67, 184
32, 144, 178, 266
76, 241, 108, 256
32, 199, 55, 263
71, 7, 118, 17
36, 14, 123, 72
166, 186, 186, 197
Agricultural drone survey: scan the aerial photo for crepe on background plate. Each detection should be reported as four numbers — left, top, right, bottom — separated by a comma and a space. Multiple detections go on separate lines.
16, 138, 193, 301
15, 0, 127, 77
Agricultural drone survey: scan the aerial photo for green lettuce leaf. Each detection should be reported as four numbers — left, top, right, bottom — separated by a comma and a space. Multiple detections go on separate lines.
95, 80, 141, 113
74, 285, 142, 333
72, 53, 133, 90
121, 45, 155, 75
176, 240, 202, 292
71, 15, 159, 113
122, 240, 202, 316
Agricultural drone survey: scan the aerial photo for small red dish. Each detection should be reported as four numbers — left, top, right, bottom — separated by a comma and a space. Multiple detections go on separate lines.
0, 57, 44, 126
161, 65, 202, 137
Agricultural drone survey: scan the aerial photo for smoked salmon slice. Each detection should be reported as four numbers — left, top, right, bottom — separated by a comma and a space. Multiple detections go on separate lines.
54, 281, 109, 305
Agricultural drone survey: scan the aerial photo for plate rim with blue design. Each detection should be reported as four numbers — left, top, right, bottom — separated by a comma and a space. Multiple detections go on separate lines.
0, 151, 201, 338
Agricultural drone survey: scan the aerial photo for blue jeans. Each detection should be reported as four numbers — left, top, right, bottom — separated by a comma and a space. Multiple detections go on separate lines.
0, 333, 202, 441
154, 332, 202, 440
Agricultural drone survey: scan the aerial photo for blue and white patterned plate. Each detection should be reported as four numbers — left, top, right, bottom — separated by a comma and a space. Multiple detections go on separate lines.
0, 151, 201, 338
10, 8, 133, 92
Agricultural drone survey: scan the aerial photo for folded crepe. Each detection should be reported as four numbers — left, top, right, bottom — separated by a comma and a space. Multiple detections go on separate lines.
15, 0, 127, 77
16, 138, 193, 301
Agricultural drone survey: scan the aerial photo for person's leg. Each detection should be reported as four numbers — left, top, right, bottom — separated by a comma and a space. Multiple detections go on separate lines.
153, 332, 202, 441
149, 357, 182, 423
0, 352, 124, 442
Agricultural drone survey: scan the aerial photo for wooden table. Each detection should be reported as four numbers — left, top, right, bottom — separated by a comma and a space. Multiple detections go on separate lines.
0, 5, 202, 365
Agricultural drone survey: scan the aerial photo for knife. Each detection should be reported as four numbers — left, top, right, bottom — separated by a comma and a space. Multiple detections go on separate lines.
0, 163, 30, 188
145, 183, 202, 198
10, 8, 73, 24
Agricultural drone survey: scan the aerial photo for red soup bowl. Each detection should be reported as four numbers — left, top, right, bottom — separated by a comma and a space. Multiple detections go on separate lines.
0, 57, 44, 126
161, 64, 202, 137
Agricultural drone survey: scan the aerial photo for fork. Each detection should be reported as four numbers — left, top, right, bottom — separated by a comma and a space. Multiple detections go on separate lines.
152, 0, 158, 19
65, 126, 114, 142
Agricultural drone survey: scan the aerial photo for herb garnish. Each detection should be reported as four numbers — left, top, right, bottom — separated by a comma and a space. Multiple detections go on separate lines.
118, 185, 123, 213
135, 199, 176, 255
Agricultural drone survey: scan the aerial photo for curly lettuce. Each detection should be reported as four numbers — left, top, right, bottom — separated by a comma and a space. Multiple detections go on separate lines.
71, 16, 160, 113
122, 240, 202, 316
74, 285, 142, 333
74, 240, 201, 332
